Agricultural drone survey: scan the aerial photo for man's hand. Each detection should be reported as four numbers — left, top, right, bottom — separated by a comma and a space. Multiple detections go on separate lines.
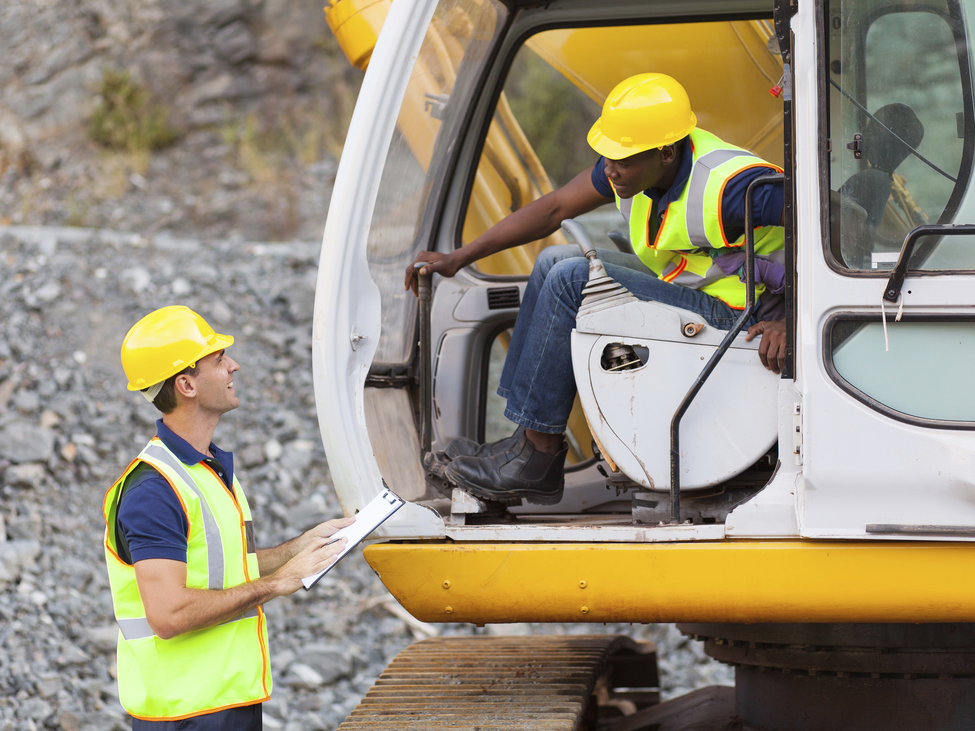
269, 534, 349, 596
745, 319, 787, 374
404, 251, 464, 296
296, 516, 355, 553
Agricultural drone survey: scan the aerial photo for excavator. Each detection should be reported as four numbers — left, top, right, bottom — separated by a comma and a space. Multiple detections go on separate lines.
313, 0, 975, 727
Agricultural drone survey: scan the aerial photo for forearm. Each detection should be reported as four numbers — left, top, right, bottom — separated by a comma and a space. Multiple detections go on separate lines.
256, 535, 302, 577
454, 168, 609, 267
150, 575, 282, 640
456, 195, 570, 266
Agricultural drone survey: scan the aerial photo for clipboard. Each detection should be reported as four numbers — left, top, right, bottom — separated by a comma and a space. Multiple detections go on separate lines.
302, 488, 405, 590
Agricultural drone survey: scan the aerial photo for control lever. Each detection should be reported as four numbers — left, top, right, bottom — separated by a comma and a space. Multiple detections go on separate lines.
560, 220, 637, 315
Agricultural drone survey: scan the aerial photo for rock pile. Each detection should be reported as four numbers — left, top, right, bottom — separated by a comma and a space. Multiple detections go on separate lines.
0, 225, 730, 730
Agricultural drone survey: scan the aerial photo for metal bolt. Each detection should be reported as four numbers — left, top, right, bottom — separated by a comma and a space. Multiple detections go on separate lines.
580, 606, 589, 614
445, 606, 453, 614
442, 580, 451, 589
579, 580, 587, 589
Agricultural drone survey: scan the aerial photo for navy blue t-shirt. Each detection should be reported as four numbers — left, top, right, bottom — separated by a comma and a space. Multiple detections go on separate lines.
116, 420, 236, 565
590, 135, 784, 241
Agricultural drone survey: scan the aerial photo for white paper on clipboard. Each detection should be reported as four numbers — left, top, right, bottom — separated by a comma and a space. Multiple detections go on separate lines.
302, 488, 405, 590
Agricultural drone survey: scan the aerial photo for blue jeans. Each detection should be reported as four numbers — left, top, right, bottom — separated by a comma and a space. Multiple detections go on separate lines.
498, 245, 756, 434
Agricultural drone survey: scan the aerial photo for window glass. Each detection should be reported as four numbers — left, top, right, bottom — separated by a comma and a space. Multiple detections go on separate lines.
367, 0, 507, 366
827, 0, 975, 271
463, 20, 785, 275
831, 320, 975, 422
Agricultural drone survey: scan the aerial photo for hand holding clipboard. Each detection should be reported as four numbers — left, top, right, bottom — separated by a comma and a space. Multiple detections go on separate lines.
302, 488, 405, 590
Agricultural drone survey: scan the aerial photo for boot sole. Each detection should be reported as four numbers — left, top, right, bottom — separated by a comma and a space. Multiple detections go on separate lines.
447, 471, 565, 507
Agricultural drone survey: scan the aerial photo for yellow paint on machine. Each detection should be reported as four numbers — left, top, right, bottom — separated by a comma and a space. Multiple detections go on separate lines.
364, 541, 975, 624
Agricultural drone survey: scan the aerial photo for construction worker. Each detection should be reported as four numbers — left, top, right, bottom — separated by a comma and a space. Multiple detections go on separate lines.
103, 305, 353, 730
404, 73, 787, 506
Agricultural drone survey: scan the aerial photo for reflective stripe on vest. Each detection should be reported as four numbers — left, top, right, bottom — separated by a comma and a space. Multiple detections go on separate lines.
143, 443, 224, 590
117, 608, 261, 641
103, 438, 271, 720
613, 128, 784, 309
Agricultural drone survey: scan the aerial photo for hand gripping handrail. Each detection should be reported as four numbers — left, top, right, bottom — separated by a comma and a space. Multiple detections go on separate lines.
669, 173, 784, 523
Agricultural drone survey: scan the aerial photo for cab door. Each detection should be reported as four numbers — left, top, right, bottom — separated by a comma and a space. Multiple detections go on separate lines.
797, 0, 975, 538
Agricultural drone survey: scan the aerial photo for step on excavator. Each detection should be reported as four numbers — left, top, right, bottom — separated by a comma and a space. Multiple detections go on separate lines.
314, 0, 975, 726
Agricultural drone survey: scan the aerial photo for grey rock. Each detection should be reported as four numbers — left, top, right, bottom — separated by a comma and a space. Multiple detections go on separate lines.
190, 73, 238, 105
0, 421, 54, 462
85, 626, 119, 654
280, 439, 315, 473
213, 21, 258, 65
54, 643, 90, 668
208, 299, 233, 325
283, 662, 324, 688
264, 438, 283, 461
6, 514, 41, 541
280, 280, 315, 324
119, 267, 152, 294
78, 711, 128, 731
31, 280, 61, 304
3, 463, 46, 489
10, 389, 39, 413
16, 698, 52, 723
293, 644, 352, 685
35, 676, 60, 699
0, 540, 41, 580
205, 0, 249, 27
239, 442, 265, 468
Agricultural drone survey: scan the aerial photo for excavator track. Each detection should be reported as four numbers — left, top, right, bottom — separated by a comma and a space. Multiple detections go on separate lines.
336, 635, 657, 730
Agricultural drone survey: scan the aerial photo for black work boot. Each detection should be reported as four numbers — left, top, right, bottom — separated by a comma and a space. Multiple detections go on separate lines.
442, 426, 527, 461
445, 430, 567, 506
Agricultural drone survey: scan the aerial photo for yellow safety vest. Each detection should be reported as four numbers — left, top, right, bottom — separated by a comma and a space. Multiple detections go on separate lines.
102, 438, 271, 721
613, 128, 784, 309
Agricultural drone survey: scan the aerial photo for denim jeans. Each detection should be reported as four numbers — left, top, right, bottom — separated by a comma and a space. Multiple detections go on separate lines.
498, 245, 757, 434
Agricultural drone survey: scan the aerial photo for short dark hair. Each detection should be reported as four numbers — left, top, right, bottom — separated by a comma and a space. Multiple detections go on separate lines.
146, 363, 199, 414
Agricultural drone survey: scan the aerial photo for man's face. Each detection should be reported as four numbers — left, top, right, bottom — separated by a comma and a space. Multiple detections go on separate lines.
188, 349, 240, 415
603, 147, 672, 199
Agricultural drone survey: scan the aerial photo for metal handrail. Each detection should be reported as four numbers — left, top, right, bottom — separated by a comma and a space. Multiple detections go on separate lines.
883, 223, 975, 303
669, 173, 784, 523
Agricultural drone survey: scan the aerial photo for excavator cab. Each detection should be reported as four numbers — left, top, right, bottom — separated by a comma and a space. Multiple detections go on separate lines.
317, 0, 975, 537
315, 0, 975, 725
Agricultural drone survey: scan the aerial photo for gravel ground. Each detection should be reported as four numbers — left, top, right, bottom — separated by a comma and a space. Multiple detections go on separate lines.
0, 224, 731, 731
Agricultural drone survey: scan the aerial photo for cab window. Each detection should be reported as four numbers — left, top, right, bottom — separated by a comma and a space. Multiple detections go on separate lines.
461, 20, 786, 276
826, 0, 975, 271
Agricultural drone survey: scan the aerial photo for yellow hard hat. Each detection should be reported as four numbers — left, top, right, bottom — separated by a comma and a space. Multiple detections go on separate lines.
587, 73, 697, 160
121, 305, 234, 392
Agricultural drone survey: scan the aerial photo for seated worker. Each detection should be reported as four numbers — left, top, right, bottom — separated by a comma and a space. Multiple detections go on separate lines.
404, 73, 787, 507
104, 305, 353, 729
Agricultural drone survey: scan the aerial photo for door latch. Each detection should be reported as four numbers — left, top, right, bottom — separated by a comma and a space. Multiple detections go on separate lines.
846, 133, 863, 159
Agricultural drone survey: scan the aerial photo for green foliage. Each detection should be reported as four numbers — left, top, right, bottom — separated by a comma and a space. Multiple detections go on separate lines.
505, 49, 602, 188
88, 70, 178, 152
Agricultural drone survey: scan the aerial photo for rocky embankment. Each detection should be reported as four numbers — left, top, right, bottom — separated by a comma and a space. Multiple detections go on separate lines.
0, 0, 361, 242
0, 226, 731, 730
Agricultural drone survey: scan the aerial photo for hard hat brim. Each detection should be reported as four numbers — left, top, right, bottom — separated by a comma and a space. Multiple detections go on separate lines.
587, 112, 697, 161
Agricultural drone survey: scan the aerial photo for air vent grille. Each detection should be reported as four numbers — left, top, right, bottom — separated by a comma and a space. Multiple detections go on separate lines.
487, 286, 520, 310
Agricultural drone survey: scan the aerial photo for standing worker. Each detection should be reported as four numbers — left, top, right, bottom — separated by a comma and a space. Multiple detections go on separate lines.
103, 305, 353, 730
405, 73, 787, 506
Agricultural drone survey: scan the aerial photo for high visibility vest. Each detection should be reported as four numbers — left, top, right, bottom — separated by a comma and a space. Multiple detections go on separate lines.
102, 438, 271, 721
614, 128, 784, 309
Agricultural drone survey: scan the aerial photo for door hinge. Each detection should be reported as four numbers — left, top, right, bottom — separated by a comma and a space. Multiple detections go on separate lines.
792, 402, 803, 466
